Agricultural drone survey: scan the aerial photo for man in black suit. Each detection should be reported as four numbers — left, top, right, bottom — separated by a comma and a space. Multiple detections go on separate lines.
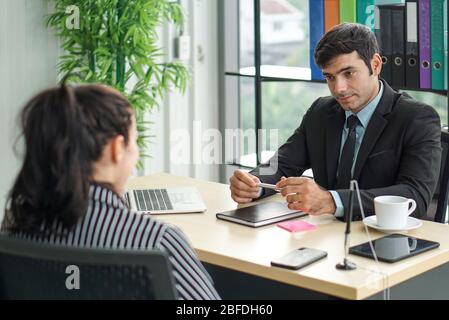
229, 23, 441, 220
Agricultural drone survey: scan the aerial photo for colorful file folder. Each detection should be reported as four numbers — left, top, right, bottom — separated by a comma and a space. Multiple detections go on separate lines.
324, 0, 339, 33
357, 0, 376, 30
340, 0, 356, 23
431, 0, 445, 90
418, 0, 431, 89
309, 0, 325, 80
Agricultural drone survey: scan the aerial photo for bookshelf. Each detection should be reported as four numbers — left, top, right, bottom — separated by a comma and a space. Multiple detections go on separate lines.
222, 0, 449, 168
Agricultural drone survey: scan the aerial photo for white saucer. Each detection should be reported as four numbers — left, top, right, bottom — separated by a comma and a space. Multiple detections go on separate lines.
363, 215, 422, 233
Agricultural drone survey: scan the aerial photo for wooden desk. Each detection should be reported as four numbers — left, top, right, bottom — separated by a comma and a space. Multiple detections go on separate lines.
127, 172, 449, 300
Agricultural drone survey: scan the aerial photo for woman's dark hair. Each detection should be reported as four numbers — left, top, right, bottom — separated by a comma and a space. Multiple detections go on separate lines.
3, 83, 133, 234
314, 23, 380, 74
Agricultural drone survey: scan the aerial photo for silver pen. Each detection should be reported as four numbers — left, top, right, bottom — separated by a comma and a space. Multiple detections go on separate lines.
257, 182, 281, 192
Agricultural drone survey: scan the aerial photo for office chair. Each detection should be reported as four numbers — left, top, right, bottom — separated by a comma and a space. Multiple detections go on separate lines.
0, 235, 178, 299
427, 129, 449, 224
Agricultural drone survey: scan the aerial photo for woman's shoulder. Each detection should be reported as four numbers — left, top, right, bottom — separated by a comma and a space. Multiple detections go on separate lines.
108, 204, 190, 249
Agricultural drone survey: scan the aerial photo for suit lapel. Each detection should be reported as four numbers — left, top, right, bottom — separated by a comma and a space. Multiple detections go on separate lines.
352, 113, 388, 180
326, 105, 345, 188
353, 79, 396, 180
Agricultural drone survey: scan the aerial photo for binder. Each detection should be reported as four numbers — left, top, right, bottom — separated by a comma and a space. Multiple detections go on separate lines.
431, 0, 445, 90
309, 0, 325, 81
340, 0, 356, 23
375, 5, 393, 84
391, 5, 406, 87
418, 0, 431, 89
405, 0, 420, 88
324, 0, 339, 33
357, 0, 376, 30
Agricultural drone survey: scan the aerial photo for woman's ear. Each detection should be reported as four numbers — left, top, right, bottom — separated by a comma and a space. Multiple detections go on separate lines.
110, 135, 126, 164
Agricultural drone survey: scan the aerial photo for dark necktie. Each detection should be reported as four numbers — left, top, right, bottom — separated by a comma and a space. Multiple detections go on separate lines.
336, 115, 359, 189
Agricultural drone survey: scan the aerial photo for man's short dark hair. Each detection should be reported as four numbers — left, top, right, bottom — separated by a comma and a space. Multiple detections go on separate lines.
314, 23, 380, 74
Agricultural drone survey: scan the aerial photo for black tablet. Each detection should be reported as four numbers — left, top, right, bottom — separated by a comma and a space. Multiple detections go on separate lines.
349, 233, 440, 263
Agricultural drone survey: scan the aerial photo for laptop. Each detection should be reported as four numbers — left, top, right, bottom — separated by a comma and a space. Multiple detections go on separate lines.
125, 187, 207, 214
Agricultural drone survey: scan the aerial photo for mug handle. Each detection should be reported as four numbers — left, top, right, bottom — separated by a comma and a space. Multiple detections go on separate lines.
409, 238, 417, 251
407, 199, 417, 216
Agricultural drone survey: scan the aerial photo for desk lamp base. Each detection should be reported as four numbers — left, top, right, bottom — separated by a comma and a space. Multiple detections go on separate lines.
336, 258, 357, 270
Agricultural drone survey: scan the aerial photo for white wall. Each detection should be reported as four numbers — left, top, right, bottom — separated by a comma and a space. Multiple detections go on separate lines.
143, 0, 220, 183
0, 0, 59, 223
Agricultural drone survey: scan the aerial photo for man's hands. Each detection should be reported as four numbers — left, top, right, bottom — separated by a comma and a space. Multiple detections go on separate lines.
229, 170, 261, 204
276, 177, 336, 215
229, 171, 337, 215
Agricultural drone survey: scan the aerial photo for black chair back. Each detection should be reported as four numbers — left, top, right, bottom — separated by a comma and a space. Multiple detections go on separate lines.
431, 129, 449, 223
0, 236, 177, 299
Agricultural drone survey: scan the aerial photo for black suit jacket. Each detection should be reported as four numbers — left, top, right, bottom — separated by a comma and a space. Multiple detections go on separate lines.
250, 80, 442, 220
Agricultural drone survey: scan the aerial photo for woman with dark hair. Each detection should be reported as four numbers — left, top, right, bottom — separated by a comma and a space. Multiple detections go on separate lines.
1, 83, 220, 300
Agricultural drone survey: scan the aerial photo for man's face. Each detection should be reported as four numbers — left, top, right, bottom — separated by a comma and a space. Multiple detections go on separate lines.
322, 51, 382, 113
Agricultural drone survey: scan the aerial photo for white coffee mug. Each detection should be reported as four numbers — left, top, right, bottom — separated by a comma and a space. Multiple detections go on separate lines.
374, 196, 417, 229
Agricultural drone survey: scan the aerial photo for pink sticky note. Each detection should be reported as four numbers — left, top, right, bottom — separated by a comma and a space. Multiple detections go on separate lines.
277, 220, 316, 233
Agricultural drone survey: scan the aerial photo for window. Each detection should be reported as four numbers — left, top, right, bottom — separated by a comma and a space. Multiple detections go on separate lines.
273, 21, 283, 31
222, 0, 448, 169
402, 91, 448, 125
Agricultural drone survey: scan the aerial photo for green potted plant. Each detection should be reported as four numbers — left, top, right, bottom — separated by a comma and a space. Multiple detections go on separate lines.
46, 0, 189, 165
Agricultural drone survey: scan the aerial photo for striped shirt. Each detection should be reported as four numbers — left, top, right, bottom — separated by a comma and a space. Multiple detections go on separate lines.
3, 183, 220, 300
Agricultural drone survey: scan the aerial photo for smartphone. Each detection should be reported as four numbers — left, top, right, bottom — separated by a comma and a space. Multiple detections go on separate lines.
270, 247, 327, 270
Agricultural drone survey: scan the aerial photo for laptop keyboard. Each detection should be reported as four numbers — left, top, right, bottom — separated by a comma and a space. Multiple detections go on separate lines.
133, 189, 174, 211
